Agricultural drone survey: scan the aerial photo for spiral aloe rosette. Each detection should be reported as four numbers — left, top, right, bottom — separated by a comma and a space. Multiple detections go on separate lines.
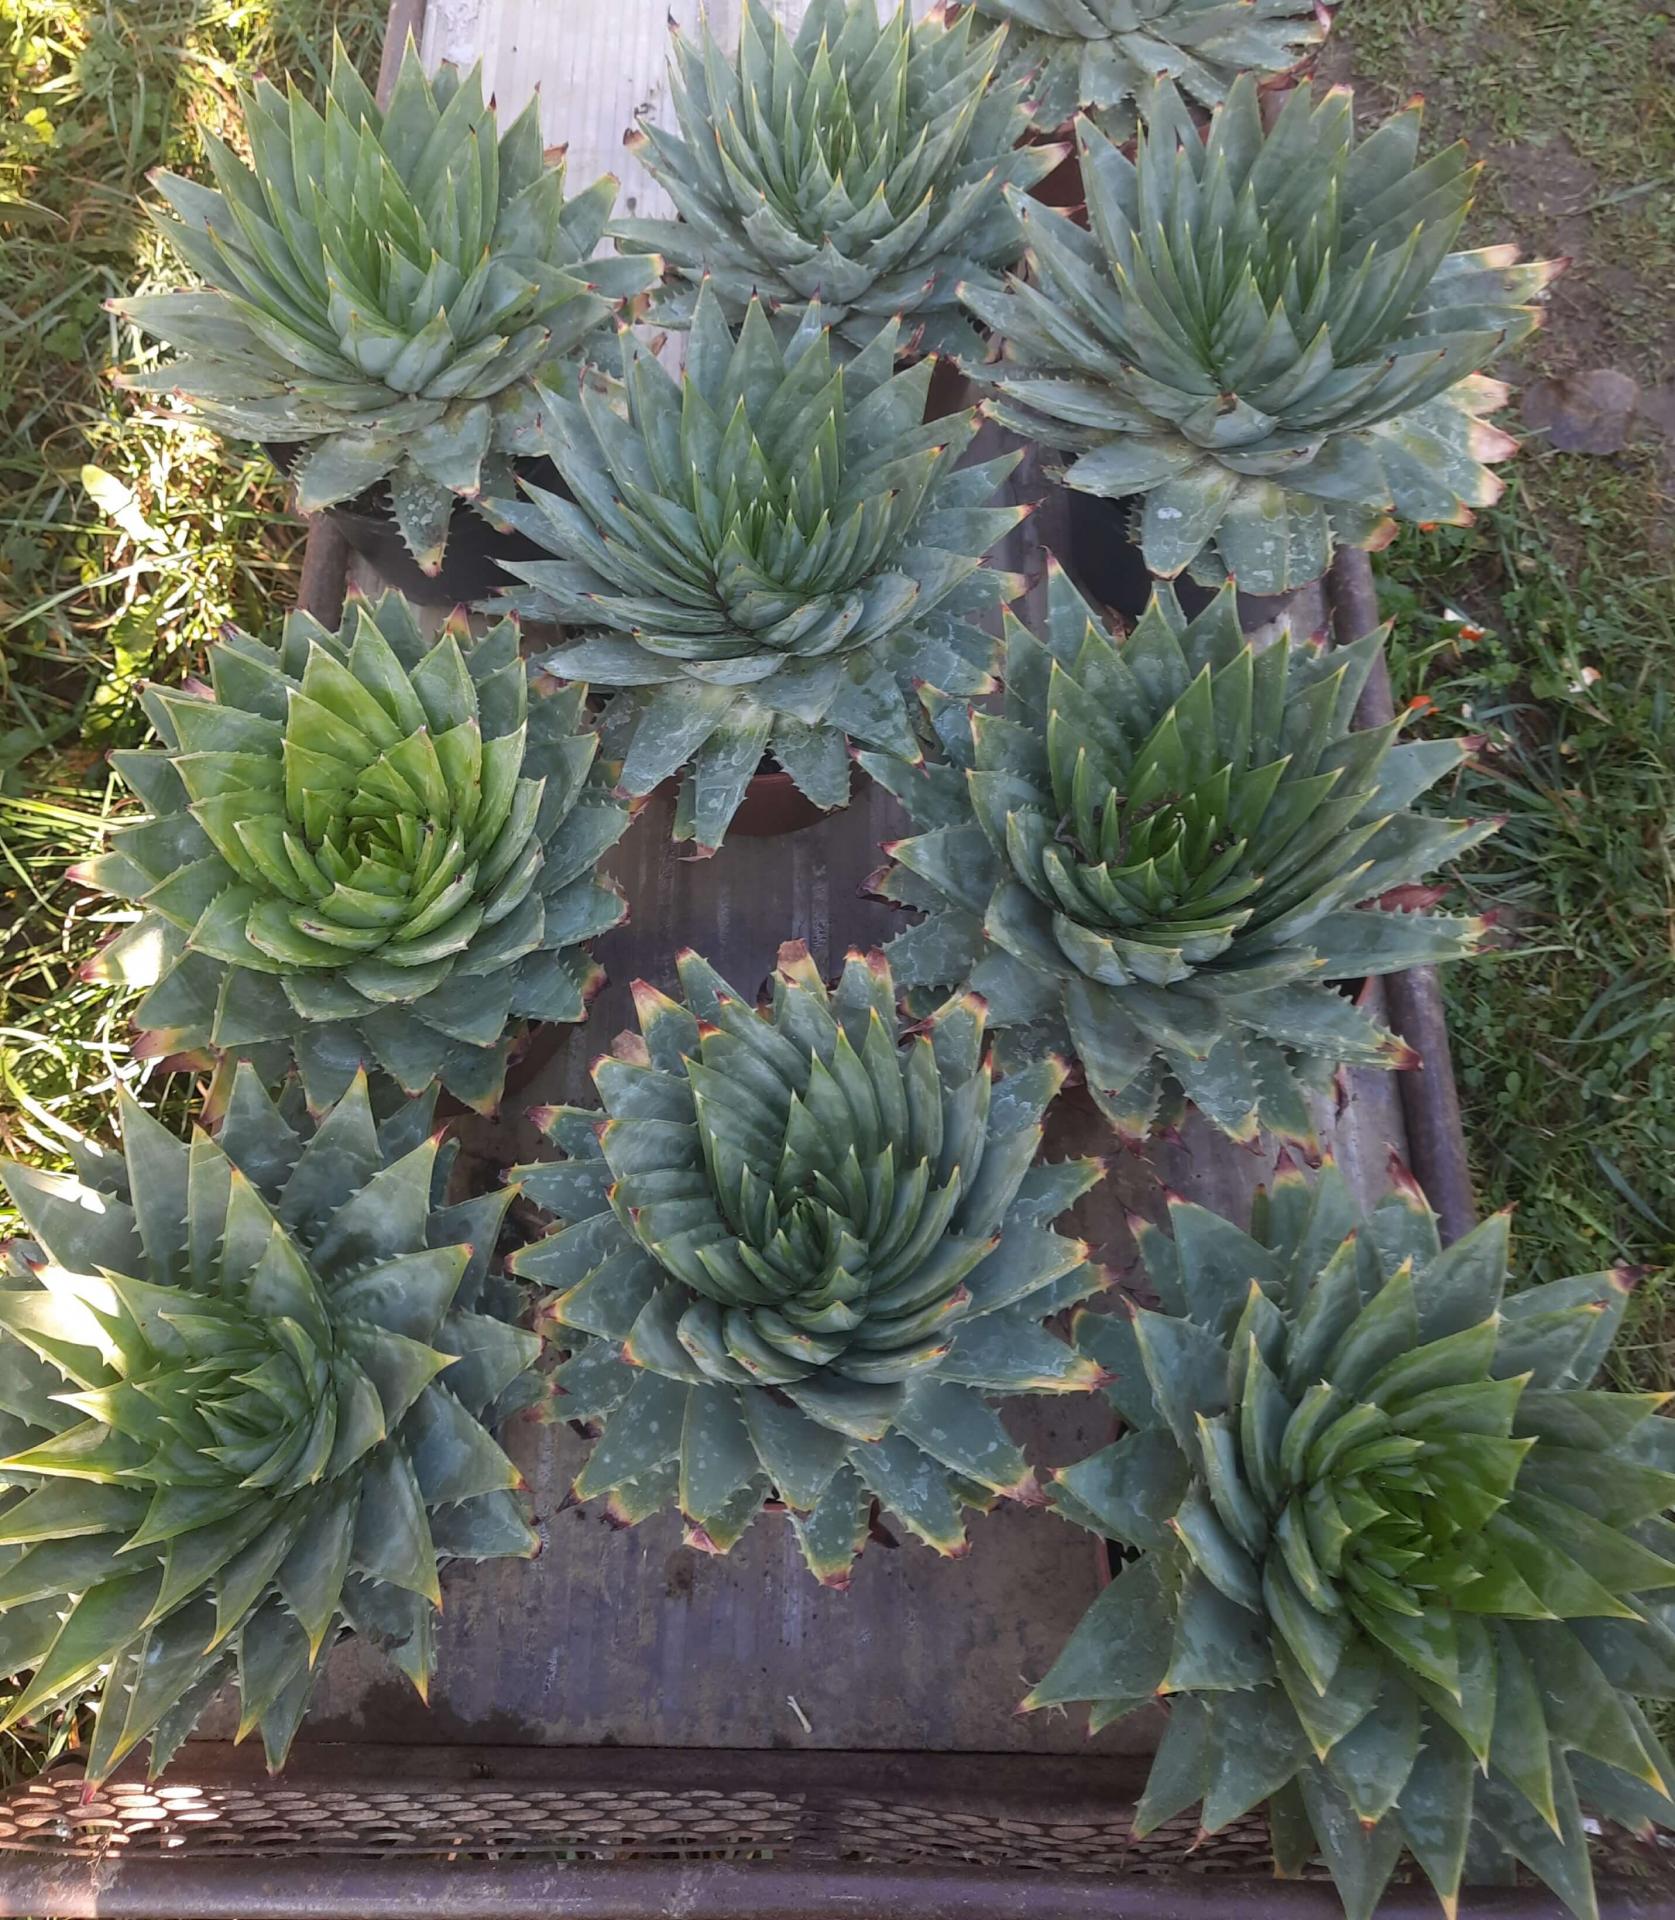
491, 286, 1026, 853
112, 39, 660, 573
961, 78, 1558, 593
1031, 1160, 1675, 1920
0, 1067, 544, 1783
79, 593, 630, 1114
609, 0, 1062, 358
507, 943, 1108, 1582
863, 569, 1495, 1153
971, 0, 1327, 139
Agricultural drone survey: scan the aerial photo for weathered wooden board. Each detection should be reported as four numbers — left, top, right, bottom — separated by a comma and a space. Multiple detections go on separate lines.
419, 0, 943, 227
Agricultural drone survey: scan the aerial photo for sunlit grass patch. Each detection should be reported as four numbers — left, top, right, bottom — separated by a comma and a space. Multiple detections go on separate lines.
0, 0, 381, 1780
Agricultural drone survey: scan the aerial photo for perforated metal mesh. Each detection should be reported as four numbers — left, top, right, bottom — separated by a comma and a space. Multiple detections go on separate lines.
0, 1774, 798, 1863
836, 1796, 1294, 1877
0, 1774, 1228, 1872
0, 1769, 1669, 1894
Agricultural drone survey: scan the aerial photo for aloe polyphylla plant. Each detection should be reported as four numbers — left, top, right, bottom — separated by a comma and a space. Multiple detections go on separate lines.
78, 593, 630, 1115
507, 943, 1108, 1583
609, 0, 1062, 358
863, 568, 1496, 1153
490, 286, 1026, 853
971, 0, 1328, 139
1031, 1160, 1675, 1920
961, 77, 1559, 594
112, 39, 660, 574
0, 1067, 544, 1783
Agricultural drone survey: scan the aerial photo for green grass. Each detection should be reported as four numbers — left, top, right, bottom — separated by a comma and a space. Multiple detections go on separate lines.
1323, 0, 1675, 1386
0, 0, 379, 1173
0, 0, 380, 1784
1375, 461, 1675, 1377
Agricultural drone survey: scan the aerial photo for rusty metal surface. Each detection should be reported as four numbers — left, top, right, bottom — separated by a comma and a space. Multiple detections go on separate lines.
1381, 958, 1480, 1244
9, 1860, 1672, 1920
377, 0, 427, 86
295, 518, 349, 627
192, 755, 1142, 1755
186, 436, 1415, 1760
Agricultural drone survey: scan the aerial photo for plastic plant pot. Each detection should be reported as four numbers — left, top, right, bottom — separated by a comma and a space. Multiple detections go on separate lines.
265, 443, 571, 607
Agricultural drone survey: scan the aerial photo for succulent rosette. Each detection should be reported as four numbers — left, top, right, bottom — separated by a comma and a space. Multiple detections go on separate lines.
863, 568, 1495, 1152
971, 0, 1327, 139
0, 1067, 544, 1783
508, 943, 1108, 1583
1032, 1159, 1675, 1920
961, 77, 1558, 593
610, 0, 1062, 357
79, 593, 631, 1114
489, 286, 1025, 852
113, 39, 660, 573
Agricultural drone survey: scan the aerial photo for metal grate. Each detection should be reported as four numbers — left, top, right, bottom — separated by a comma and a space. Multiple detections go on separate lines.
2, 1769, 1669, 1894
841, 1797, 1674, 1889
0, 1775, 799, 1863
836, 1796, 1293, 1876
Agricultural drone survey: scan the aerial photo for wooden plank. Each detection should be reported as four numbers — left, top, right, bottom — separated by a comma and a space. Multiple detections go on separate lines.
420, 0, 941, 227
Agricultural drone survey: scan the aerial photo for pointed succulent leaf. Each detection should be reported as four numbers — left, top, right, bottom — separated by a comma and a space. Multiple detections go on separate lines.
967, 81, 1555, 586
1034, 1169, 1674, 1920
0, 1078, 544, 1782
970, 0, 1324, 139
82, 595, 629, 1108
510, 942, 1102, 1580
613, 0, 1059, 353
872, 568, 1490, 1145
497, 286, 1021, 850
112, 41, 657, 566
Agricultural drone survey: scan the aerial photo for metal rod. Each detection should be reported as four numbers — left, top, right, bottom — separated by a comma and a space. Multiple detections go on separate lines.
0, 1855, 1659, 1920
6, 1748, 1663, 1920
294, 515, 350, 625
1329, 546, 1480, 1246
